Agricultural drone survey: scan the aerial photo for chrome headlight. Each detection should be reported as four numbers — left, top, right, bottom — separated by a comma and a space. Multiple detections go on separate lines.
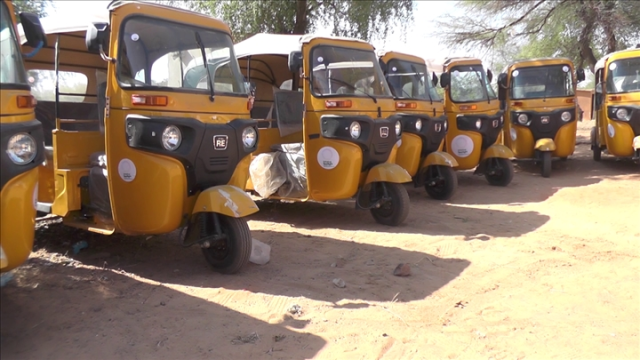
395, 120, 402, 136
349, 121, 361, 139
415, 119, 422, 131
162, 125, 182, 151
7, 133, 37, 165
561, 111, 571, 122
475, 119, 482, 130
517, 113, 528, 125
615, 108, 629, 121
444, 120, 448, 131
242, 127, 257, 147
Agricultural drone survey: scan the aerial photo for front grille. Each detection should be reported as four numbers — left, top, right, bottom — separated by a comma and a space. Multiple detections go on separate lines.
209, 157, 229, 167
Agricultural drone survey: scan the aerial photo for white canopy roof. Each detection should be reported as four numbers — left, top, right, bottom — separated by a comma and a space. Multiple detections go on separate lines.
234, 33, 374, 59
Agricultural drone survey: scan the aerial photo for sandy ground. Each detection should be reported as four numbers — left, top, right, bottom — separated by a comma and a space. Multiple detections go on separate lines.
1, 120, 639, 360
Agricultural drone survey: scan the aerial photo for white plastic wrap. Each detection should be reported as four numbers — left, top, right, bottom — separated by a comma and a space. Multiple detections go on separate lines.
249, 153, 286, 198
275, 143, 308, 198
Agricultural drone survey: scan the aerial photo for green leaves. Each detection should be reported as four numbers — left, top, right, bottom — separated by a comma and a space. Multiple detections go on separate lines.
12, 0, 51, 21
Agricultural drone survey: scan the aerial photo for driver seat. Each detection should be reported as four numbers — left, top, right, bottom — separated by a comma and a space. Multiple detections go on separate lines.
88, 80, 112, 219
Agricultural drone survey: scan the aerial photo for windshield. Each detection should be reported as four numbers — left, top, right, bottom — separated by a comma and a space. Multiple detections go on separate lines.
386, 59, 442, 101
510, 65, 574, 100
606, 57, 640, 94
449, 65, 496, 103
0, 2, 28, 86
310, 46, 392, 97
118, 16, 246, 95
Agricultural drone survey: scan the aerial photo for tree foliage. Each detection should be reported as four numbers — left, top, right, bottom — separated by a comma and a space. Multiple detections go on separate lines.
173, 0, 414, 42
437, 0, 640, 72
11, 0, 52, 21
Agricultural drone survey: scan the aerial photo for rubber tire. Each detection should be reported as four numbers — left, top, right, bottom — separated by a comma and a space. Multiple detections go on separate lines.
201, 215, 252, 274
424, 165, 458, 200
541, 151, 552, 178
591, 127, 601, 161
484, 158, 514, 187
560, 157, 568, 162
370, 182, 410, 226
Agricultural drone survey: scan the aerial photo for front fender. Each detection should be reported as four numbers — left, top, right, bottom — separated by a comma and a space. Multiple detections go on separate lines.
422, 151, 459, 168
192, 185, 259, 218
364, 163, 412, 185
481, 144, 515, 160
633, 136, 640, 151
534, 138, 557, 152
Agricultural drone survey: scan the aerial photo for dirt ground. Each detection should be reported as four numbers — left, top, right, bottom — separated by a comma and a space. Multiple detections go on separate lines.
1, 120, 639, 360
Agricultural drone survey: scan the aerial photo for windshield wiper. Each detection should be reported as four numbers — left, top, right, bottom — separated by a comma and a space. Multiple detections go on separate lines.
474, 69, 490, 104
195, 31, 214, 102
328, 77, 377, 104
411, 64, 432, 105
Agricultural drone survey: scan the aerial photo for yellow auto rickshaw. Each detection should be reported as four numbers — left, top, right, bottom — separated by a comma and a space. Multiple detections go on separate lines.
0, 0, 47, 272
378, 50, 458, 200
234, 33, 413, 226
590, 47, 640, 164
21, 1, 261, 274
497, 58, 586, 177
439, 57, 515, 186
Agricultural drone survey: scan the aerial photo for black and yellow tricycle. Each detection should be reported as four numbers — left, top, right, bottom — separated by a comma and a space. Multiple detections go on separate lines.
0, 0, 47, 272
234, 33, 413, 226
439, 57, 515, 186
497, 58, 586, 177
378, 50, 458, 200
22, 1, 261, 273
590, 47, 640, 164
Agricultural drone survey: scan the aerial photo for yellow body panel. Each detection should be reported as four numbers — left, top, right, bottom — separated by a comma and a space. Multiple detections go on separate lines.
423, 151, 458, 167
396, 133, 422, 176
481, 144, 514, 161
192, 185, 259, 217
364, 162, 412, 185
0, 168, 38, 272
534, 138, 557, 151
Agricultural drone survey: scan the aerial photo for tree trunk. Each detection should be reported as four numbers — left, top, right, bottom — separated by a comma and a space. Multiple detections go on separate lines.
293, 0, 308, 34
577, 4, 598, 72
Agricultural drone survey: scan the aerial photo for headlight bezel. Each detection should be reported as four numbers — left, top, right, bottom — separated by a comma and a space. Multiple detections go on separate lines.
561, 111, 572, 122
242, 126, 258, 148
6, 132, 37, 165
395, 120, 402, 136
349, 121, 361, 139
475, 119, 482, 130
615, 108, 630, 121
161, 125, 182, 151
415, 119, 422, 132
517, 113, 529, 125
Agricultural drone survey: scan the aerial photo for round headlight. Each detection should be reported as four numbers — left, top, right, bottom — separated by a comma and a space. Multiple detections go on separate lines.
444, 120, 448, 131
162, 125, 182, 151
615, 108, 629, 121
349, 121, 361, 139
395, 120, 402, 136
7, 133, 37, 165
517, 113, 528, 125
475, 119, 482, 130
561, 111, 571, 122
415, 119, 423, 131
242, 127, 257, 147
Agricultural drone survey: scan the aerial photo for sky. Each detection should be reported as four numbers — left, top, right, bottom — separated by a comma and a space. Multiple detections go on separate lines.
45, 0, 484, 70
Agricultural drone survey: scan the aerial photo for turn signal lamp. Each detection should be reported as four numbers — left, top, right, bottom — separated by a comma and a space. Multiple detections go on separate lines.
459, 105, 477, 111
325, 100, 352, 108
608, 95, 623, 101
131, 94, 168, 106
396, 101, 417, 109
16, 95, 37, 108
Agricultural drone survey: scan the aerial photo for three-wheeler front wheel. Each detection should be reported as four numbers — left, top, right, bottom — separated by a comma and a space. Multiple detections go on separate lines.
591, 127, 602, 161
484, 158, 514, 187
541, 151, 552, 178
370, 182, 410, 226
424, 165, 458, 200
201, 215, 252, 274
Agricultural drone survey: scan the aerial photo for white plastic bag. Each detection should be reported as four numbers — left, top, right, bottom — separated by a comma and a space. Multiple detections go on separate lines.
249, 239, 271, 265
249, 153, 286, 198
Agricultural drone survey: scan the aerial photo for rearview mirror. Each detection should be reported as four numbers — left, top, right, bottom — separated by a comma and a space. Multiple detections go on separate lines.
440, 72, 450, 88
576, 68, 586, 82
487, 69, 493, 83
498, 73, 508, 88
19, 12, 47, 49
431, 72, 438, 87
288, 51, 303, 73
85, 22, 110, 55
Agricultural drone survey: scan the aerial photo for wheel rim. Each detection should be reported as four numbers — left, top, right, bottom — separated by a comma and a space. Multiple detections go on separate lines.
203, 223, 233, 263
426, 171, 447, 195
487, 159, 504, 180
372, 184, 394, 219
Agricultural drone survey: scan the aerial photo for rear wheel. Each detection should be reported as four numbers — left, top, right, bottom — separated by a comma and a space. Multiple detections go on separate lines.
591, 127, 602, 161
484, 158, 514, 186
370, 182, 410, 226
424, 165, 458, 200
541, 151, 552, 178
201, 215, 252, 274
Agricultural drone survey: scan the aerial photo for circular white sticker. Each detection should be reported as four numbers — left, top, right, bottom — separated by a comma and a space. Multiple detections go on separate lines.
118, 158, 137, 182
510, 128, 517, 141
607, 124, 615, 138
317, 56, 324, 63
609, 63, 617, 71
450, 135, 475, 158
317, 146, 339, 170
562, 66, 569, 73
512, 70, 519, 77
33, 182, 38, 211
131, 33, 139, 41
